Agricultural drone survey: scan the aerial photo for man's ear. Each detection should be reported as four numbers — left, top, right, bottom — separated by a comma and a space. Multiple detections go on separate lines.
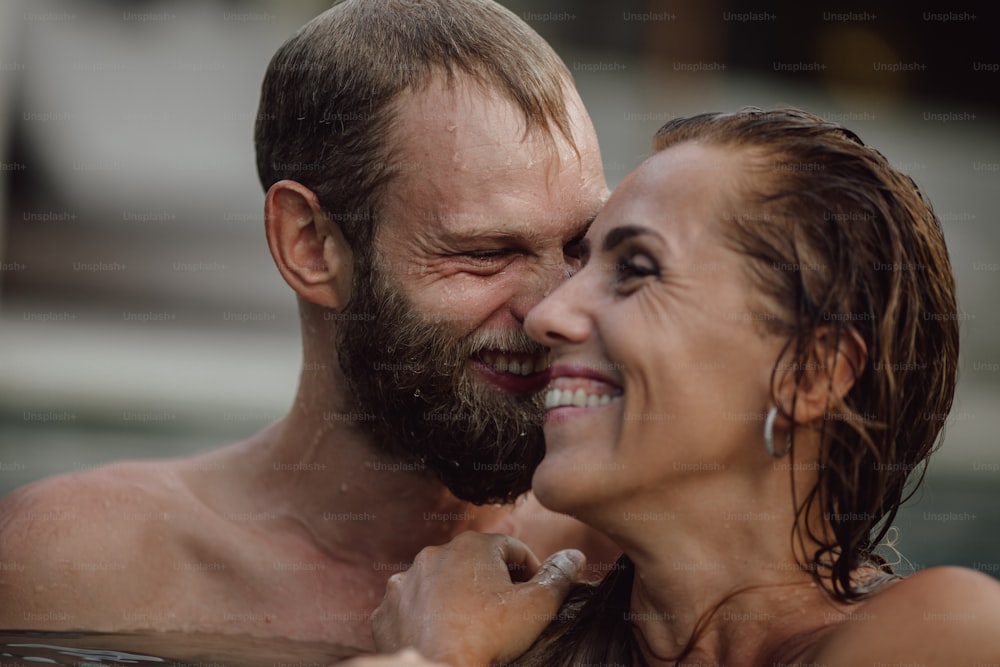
264, 180, 353, 310
774, 326, 868, 425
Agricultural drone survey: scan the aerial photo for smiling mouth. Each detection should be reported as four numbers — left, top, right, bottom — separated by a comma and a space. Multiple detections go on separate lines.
544, 376, 623, 410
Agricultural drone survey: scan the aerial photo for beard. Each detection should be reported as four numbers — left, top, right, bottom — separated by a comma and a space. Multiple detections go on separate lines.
335, 256, 546, 505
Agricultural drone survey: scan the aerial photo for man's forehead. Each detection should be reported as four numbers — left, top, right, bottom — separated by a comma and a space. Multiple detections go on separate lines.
378, 71, 606, 246
391, 73, 575, 170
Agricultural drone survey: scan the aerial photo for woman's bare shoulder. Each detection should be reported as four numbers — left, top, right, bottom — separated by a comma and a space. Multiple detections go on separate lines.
812, 566, 1000, 666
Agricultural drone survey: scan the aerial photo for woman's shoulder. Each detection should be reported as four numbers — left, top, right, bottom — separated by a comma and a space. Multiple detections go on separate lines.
812, 566, 1000, 665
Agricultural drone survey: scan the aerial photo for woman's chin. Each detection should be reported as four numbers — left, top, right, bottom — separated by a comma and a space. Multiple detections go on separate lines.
532, 409, 623, 515
528, 456, 567, 513
530, 450, 602, 519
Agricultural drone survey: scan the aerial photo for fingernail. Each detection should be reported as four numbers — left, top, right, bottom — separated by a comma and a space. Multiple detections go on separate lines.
562, 549, 585, 571
540, 549, 585, 583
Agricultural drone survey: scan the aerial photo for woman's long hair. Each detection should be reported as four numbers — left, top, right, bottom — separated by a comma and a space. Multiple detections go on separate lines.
517, 106, 960, 666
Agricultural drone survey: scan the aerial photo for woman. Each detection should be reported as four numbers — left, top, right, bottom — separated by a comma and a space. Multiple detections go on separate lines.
369, 107, 1000, 666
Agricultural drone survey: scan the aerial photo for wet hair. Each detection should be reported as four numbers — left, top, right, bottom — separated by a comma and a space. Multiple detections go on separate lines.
253, 0, 576, 259
517, 106, 959, 665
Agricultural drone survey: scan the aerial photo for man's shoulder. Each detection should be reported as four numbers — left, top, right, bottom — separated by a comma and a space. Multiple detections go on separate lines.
0, 460, 195, 627
0, 459, 186, 532
812, 566, 1000, 665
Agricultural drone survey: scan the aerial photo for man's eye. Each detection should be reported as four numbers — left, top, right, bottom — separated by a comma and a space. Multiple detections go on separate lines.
464, 250, 508, 260
457, 250, 515, 270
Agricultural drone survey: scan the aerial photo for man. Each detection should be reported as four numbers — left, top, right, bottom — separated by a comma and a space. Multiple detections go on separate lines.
0, 0, 612, 651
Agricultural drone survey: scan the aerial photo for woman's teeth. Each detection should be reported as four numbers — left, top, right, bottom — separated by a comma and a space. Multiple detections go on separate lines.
545, 387, 622, 409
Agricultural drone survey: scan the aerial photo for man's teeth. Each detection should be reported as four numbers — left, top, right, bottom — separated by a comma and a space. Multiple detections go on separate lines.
545, 388, 621, 409
480, 353, 548, 376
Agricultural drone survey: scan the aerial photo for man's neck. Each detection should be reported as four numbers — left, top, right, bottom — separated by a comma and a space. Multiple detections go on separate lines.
214, 387, 519, 572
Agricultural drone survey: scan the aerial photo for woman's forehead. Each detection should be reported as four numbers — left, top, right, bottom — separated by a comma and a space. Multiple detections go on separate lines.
587, 143, 747, 246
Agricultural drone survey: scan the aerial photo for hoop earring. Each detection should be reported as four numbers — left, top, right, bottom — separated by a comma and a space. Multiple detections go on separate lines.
764, 406, 792, 458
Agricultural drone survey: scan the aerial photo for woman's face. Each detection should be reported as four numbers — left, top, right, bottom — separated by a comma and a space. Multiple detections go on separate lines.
525, 142, 791, 519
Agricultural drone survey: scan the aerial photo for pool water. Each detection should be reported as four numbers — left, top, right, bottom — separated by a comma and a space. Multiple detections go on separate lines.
0, 631, 361, 666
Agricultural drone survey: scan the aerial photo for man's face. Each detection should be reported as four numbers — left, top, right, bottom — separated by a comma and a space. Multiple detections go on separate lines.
336, 74, 608, 504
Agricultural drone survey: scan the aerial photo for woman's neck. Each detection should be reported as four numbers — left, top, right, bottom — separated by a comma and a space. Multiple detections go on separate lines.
598, 480, 843, 665
627, 571, 838, 666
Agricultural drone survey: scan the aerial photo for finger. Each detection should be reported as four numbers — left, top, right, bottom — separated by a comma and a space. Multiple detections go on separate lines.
491, 550, 586, 655
371, 606, 400, 653
510, 549, 586, 632
371, 591, 403, 652
530, 548, 586, 595
377, 648, 432, 664
342, 650, 448, 667
491, 534, 541, 583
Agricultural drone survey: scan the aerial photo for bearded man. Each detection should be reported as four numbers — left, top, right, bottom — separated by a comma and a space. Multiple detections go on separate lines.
0, 0, 614, 651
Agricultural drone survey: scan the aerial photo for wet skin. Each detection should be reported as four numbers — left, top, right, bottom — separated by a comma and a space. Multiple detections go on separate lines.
0, 74, 615, 648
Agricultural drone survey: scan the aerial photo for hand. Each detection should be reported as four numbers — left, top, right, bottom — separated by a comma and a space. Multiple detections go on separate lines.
338, 648, 449, 666
372, 532, 586, 667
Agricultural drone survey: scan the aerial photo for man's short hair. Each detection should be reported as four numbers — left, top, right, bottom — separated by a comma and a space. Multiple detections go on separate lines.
254, 0, 576, 254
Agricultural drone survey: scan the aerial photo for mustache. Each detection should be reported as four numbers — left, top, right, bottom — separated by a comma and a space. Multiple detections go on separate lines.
385, 313, 547, 373
464, 328, 548, 357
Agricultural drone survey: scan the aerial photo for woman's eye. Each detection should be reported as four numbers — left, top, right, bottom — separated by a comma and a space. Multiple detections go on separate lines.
617, 253, 659, 280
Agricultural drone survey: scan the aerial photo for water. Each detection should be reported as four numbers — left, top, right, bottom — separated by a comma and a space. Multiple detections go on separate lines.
0, 631, 360, 667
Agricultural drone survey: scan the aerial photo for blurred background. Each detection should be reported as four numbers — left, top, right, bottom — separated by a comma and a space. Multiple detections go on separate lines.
1, 0, 997, 579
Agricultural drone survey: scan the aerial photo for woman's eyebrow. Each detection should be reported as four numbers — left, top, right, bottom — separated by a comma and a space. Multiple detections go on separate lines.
602, 225, 662, 253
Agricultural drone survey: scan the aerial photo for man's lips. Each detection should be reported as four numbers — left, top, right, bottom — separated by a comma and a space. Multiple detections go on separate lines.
544, 364, 624, 410
470, 350, 550, 394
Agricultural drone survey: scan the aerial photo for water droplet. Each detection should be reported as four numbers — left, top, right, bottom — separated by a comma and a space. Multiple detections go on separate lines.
414, 388, 421, 397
